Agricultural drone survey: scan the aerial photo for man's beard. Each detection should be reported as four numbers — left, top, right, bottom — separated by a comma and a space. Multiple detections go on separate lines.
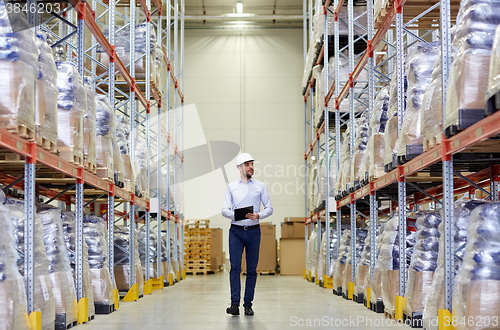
246, 172, 252, 179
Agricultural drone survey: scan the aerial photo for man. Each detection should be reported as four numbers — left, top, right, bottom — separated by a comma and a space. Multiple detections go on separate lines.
221, 153, 273, 316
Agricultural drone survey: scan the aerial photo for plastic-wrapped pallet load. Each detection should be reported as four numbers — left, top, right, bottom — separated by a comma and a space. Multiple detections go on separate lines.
396, 42, 440, 161
308, 156, 318, 210
486, 25, 500, 109
444, 0, 500, 133
35, 31, 58, 151
0, 4, 37, 137
404, 211, 441, 318
305, 226, 318, 280
422, 200, 487, 330
137, 226, 159, 278
61, 211, 95, 320
317, 226, 339, 281
154, 43, 162, 87
332, 230, 351, 292
5, 198, 56, 330
336, 126, 351, 196
342, 229, 368, 297
82, 215, 115, 308
350, 113, 370, 191
36, 205, 77, 328
366, 224, 386, 306
55, 59, 86, 164
134, 136, 150, 198
364, 86, 390, 181
162, 233, 175, 279
114, 228, 145, 296
0, 190, 31, 330
355, 228, 381, 301
316, 149, 336, 209
116, 115, 135, 193
95, 95, 115, 181
83, 77, 97, 172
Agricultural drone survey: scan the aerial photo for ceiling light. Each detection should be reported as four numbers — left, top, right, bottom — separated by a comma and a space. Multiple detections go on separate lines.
236, 1, 243, 14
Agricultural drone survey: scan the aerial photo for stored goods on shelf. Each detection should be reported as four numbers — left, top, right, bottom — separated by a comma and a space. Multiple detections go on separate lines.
37, 205, 77, 328
367, 225, 386, 304
6, 198, 56, 330
95, 95, 115, 181
317, 226, 338, 280
134, 136, 150, 198
308, 156, 318, 211
350, 113, 369, 191
444, 0, 500, 134
61, 211, 95, 319
342, 229, 368, 294
83, 77, 97, 172
114, 228, 145, 296
305, 226, 319, 280
83, 215, 115, 306
316, 149, 336, 209
335, 125, 351, 195
35, 31, 58, 152
396, 42, 440, 161
404, 211, 441, 317
154, 43, 162, 87
356, 227, 381, 299
137, 226, 160, 278
486, 25, 500, 112
0, 191, 30, 330
116, 115, 136, 193
55, 60, 86, 165
451, 201, 500, 330
332, 229, 351, 291
162, 233, 175, 278
0, 4, 37, 138
423, 200, 487, 330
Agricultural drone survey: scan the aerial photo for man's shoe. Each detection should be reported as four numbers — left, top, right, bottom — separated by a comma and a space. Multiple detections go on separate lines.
226, 303, 239, 316
244, 306, 254, 316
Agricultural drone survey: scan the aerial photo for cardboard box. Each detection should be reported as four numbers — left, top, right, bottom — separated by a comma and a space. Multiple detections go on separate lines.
210, 228, 223, 271
281, 222, 305, 239
279, 238, 305, 275
284, 217, 304, 223
241, 224, 277, 272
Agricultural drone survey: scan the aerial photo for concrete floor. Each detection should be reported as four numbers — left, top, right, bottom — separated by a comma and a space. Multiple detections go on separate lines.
79, 271, 410, 330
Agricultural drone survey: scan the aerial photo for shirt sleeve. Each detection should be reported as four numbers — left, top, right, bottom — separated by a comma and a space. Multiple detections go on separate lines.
258, 184, 273, 220
221, 185, 234, 221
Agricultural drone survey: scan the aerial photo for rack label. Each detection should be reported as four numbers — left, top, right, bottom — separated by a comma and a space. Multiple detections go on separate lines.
58, 161, 62, 169
17, 141, 22, 150
476, 127, 483, 138
455, 139, 460, 148
39, 152, 44, 161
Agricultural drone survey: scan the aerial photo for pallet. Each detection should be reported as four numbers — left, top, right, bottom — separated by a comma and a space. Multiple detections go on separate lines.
114, 172, 125, 188
384, 309, 395, 320
94, 302, 115, 315
486, 90, 500, 116
55, 313, 77, 330
96, 167, 114, 183
83, 156, 97, 174
185, 260, 210, 265
333, 287, 342, 296
186, 270, 208, 275
186, 219, 210, 228
0, 152, 22, 161
423, 134, 441, 152
397, 145, 424, 165
384, 155, 397, 173
352, 292, 364, 304
367, 299, 385, 313
36, 134, 57, 153
403, 311, 423, 328
444, 108, 486, 139
3, 124, 35, 140
59, 147, 83, 167
374, 0, 394, 29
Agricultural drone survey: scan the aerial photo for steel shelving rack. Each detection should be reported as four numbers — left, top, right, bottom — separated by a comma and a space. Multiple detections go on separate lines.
303, 0, 500, 324
0, 0, 185, 325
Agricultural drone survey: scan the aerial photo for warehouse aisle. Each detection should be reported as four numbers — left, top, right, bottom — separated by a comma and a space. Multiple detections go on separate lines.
80, 271, 409, 330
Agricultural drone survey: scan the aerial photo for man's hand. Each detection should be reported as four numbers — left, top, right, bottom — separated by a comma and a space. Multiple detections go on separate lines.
246, 212, 259, 221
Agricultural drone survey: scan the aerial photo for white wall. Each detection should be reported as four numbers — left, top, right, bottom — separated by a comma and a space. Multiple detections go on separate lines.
184, 28, 305, 256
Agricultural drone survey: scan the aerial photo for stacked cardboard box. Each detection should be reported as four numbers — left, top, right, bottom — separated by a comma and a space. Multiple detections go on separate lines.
184, 220, 211, 274
241, 223, 277, 273
210, 228, 223, 272
281, 217, 305, 239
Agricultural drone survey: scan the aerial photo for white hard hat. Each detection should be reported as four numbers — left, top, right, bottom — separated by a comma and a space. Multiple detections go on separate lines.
236, 153, 254, 166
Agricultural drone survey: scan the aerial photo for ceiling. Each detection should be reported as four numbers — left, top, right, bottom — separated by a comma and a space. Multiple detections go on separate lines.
183, 0, 305, 29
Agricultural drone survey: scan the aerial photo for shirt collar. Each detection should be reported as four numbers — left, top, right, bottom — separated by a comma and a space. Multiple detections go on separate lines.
239, 178, 253, 184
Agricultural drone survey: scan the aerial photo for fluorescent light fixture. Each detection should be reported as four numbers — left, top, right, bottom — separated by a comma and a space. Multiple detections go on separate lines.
236, 1, 243, 14
224, 13, 253, 18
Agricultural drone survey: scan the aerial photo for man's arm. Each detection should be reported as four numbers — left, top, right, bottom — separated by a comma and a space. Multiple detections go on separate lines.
221, 185, 235, 220
257, 185, 273, 220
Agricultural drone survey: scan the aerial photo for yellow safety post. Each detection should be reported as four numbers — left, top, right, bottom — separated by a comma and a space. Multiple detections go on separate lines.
152, 276, 164, 290
308, 271, 311, 282
438, 309, 453, 330
123, 283, 139, 302
113, 289, 119, 310
303, 269, 307, 279
144, 279, 153, 295
348, 282, 354, 300
182, 269, 186, 280
395, 295, 405, 321
315, 273, 319, 285
176, 271, 180, 282
77, 298, 89, 324
29, 311, 41, 330
168, 273, 174, 286
366, 288, 371, 309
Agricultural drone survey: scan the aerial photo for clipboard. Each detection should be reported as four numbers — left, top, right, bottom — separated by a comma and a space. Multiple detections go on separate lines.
234, 206, 254, 221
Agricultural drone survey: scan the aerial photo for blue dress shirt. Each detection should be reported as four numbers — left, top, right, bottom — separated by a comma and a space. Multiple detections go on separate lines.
222, 178, 274, 226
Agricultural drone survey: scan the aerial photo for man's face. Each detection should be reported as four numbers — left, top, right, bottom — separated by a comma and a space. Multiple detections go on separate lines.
239, 161, 254, 179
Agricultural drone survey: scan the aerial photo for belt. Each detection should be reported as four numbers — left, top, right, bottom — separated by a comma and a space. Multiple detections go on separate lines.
231, 224, 260, 231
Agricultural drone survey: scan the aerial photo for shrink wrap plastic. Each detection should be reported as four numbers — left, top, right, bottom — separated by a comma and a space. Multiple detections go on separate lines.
305, 227, 319, 277
356, 226, 381, 295
134, 137, 150, 197
452, 201, 500, 330
137, 226, 159, 278
35, 31, 57, 148
316, 149, 336, 209
422, 200, 487, 330
350, 113, 370, 186
342, 229, 368, 292
384, 60, 407, 167
149, 161, 170, 203
396, 42, 440, 157
116, 115, 136, 187
114, 228, 144, 296
335, 126, 351, 194
487, 25, 500, 102
83, 77, 96, 166
5, 198, 55, 330
317, 227, 338, 278
95, 95, 115, 178
333, 230, 351, 289
0, 4, 37, 134
405, 211, 441, 315
445, 0, 500, 130
308, 156, 318, 210
379, 213, 416, 313
0, 190, 30, 330
56, 61, 85, 159
368, 225, 386, 303
154, 43, 162, 86
61, 212, 94, 318
83, 215, 114, 305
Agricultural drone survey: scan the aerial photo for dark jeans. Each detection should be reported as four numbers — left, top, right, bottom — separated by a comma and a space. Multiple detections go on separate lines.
229, 225, 261, 307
